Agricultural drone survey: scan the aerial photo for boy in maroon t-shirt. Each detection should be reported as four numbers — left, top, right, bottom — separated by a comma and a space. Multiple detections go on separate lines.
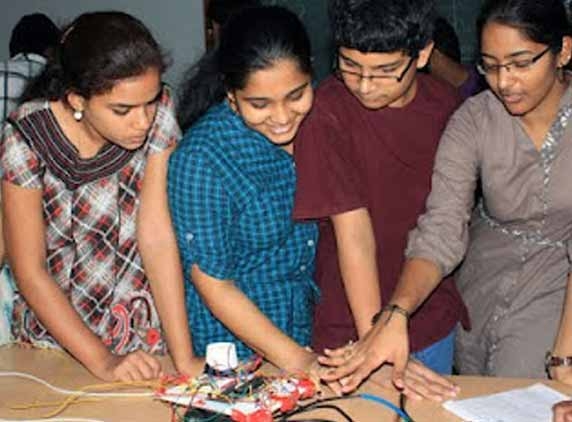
293, 0, 468, 392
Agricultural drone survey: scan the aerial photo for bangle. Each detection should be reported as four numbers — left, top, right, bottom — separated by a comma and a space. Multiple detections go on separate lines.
371, 304, 410, 326
545, 351, 572, 378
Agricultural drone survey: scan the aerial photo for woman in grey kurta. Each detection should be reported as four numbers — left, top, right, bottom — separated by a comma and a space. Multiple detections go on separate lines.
406, 1, 572, 378
316, 0, 572, 389
407, 84, 572, 377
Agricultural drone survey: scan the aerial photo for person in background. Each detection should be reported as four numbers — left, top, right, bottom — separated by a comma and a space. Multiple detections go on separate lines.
1, 13, 60, 124
205, 0, 260, 49
426, 16, 485, 99
0, 13, 60, 345
553, 400, 572, 422
1, 11, 202, 381
323, 0, 572, 389
293, 0, 465, 399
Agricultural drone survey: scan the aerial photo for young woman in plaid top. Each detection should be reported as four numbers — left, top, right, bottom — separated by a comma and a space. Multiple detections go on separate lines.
169, 6, 321, 376
1, 12, 202, 382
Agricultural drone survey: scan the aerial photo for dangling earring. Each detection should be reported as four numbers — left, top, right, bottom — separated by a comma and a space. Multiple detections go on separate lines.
73, 109, 83, 122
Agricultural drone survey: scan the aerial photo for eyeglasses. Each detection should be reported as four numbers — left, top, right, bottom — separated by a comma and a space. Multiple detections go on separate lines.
476, 46, 551, 76
336, 56, 415, 84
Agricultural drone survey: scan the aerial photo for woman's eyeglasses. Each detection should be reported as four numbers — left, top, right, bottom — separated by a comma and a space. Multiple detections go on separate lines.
477, 46, 552, 76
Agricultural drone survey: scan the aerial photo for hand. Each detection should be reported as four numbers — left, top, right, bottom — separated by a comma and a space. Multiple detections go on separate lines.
94, 350, 163, 382
318, 311, 409, 393
285, 347, 340, 396
553, 400, 572, 422
369, 359, 460, 402
175, 355, 206, 378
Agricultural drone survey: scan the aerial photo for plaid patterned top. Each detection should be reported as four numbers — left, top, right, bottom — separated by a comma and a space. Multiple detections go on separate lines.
1, 86, 180, 355
168, 102, 319, 359
1, 53, 46, 124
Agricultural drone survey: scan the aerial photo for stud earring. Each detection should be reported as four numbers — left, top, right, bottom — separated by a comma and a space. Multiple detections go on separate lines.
73, 109, 83, 121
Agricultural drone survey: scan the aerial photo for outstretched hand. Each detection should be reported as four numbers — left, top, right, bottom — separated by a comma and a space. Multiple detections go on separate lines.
318, 312, 409, 393
369, 359, 459, 402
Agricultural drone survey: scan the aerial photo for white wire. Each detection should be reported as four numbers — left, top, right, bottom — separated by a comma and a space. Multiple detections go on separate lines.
0, 418, 105, 422
0, 371, 153, 398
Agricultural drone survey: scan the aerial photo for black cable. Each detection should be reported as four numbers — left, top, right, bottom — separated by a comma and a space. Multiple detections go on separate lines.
278, 397, 357, 422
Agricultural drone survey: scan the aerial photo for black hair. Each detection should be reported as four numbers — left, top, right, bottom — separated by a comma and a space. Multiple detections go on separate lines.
328, 0, 436, 56
207, 0, 261, 26
9, 13, 60, 57
477, 0, 571, 53
433, 16, 461, 63
177, 5, 312, 131
21, 11, 167, 103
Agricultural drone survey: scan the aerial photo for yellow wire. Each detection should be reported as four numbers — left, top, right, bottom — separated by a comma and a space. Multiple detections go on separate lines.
9, 398, 101, 410
7, 379, 161, 418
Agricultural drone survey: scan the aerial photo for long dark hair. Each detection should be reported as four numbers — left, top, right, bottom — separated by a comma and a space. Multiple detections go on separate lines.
21, 11, 166, 102
477, 0, 571, 52
177, 5, 312, 132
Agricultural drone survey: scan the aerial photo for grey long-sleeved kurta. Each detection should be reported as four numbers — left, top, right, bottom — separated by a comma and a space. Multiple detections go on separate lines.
406, 86, 572, 378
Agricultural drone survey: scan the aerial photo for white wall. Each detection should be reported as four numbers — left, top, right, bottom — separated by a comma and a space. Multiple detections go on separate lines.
0, 0, 206, 88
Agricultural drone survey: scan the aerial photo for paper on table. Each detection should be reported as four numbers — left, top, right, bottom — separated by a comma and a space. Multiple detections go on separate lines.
443, 383, 569, 422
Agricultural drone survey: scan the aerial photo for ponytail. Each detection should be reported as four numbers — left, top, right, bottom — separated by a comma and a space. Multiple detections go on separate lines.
177, 49, 226, 132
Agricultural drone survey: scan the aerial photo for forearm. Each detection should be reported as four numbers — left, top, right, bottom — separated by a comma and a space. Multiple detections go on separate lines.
15, 269, 111, 371
140, 238, 195, 368
332, 209, 381, 337
3, 182, 111, 374
192, 266, 312, 371
0, 207, 5, 265
553, 274, 572, 355
388, 257, 442, 314
138, 146, 197, 368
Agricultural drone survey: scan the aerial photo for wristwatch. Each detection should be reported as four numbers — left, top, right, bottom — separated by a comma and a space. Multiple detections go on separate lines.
545, 351, 572, 378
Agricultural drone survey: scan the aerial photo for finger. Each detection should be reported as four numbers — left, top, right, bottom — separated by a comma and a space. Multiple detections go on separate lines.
318, 346, 356, 367
402, 370, 448, 401
115, 365, 135, 383
340, 361, 374, 393
324, 379, 344, 397
318, 354, 350, 367
401, 385, 423, 401
320, 353, 368, 381
121, 355, 151, 381
322, 346, 352, 357
138, 351, 162, 378
403, 376, 444, 402
128, 353, 155, 380
408, 360, 459, 395
392, 352, 408, 390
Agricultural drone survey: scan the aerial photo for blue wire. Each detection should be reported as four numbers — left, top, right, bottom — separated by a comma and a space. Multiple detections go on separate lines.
359, 393, 412, 422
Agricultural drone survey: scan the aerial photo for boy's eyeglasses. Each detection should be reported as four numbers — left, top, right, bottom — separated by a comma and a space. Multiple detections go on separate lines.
336, 56, 415, 84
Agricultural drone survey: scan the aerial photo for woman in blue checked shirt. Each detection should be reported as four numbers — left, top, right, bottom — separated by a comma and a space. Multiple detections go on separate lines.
168, 6, 321, 376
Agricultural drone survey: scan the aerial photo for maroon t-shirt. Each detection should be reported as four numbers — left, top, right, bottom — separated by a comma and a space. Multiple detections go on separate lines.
293, 74, 469, 352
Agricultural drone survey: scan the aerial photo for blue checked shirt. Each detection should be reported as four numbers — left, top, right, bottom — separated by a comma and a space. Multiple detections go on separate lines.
168, 102, 319, 359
